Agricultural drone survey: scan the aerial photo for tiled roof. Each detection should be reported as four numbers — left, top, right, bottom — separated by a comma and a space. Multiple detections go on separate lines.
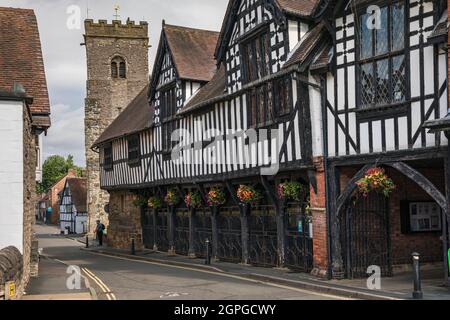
66, 178, 87, 213
93, 85, 153, 146
164, 24, 219, 82
310, 43, 332, 71
180, 65, 226, 115
428, 11, 448, 40
275, 0, 320, 17
0, 7, 51, 128
283, 21, 327, 69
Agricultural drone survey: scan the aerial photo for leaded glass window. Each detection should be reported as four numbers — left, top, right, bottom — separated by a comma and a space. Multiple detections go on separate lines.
358, 1, 406, 108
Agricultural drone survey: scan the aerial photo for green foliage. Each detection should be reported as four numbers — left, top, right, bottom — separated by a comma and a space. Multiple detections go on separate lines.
133, 195, 148, 207
36, 155, 83, 194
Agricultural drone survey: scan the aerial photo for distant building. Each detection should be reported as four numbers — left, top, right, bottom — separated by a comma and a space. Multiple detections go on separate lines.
0, 7, 52, 293
45, 169, 78, 225
59, 178, 88, 234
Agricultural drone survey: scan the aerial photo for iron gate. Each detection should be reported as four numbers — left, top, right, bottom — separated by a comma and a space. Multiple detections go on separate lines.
142, 208, 155, 249
249, 205, 278, 267
194, 208, 212, 258
156, 209, 170, 252
217, 206, 242, 262
341, 193, 392, 278
174, 209, 190, 255
285, 203, 313, 272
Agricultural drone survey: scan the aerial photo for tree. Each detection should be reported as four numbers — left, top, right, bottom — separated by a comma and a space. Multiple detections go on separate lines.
37, 155, 82, 194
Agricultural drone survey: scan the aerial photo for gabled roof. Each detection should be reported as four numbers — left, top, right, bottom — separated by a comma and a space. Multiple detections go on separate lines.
275, 0, 321, 17
164, 24, 219, 82
283, 21, 328, 69
65, 178, 87, 213
0, 7, 51, 128
427, 10, 448, 40
215, 0, 321, 64
180, 64, 226, 115
93, 85, 152, 147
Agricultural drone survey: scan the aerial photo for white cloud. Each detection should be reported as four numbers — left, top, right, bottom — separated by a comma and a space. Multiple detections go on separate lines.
1, 0, 229, 167
43, 103, 85, 166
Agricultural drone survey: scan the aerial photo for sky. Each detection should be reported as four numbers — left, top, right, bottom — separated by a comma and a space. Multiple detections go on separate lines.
0, 0, 229, 166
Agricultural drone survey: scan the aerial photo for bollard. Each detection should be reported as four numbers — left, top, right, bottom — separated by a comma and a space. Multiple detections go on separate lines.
86, 235, 89, 249
131, 238, 136, 255
205, 239, 211, 265
412, 252, 423, 299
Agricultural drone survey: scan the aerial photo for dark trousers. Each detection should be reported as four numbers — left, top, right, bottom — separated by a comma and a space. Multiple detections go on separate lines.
97, 232, 103, 246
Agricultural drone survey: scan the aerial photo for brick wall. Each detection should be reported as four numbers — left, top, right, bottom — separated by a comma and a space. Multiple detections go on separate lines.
107, 190, 143, 251
310, 157, 329, 277
339, 165, 444, 267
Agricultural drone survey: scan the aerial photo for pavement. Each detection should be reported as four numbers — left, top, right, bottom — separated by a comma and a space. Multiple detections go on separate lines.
25, 223, 346, 300
76, 237, 450, 301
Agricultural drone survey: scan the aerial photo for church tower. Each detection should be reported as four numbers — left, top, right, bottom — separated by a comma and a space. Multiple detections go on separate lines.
83, 19, 149, 233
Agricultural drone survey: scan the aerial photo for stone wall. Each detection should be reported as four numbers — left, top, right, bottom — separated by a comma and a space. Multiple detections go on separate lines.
84, 19, 149, 234
22, 105, 37, 291
0, 247, 23, 300
107, 190, 143, 251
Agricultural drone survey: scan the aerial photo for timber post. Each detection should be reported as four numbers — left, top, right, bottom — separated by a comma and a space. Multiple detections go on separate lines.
240, 203, 250, 265
211, 206, 219, 260
329, 165, 345, 279
168, 205, 176, 255
188, 208, 196, 258
276, 201, 287, 268
152, 208, 158, 251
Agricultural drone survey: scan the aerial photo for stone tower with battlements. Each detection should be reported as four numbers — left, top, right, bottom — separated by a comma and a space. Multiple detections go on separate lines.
83, 19, 149, 233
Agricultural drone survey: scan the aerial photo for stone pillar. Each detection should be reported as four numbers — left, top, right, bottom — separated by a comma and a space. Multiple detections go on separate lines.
240, 204, 250, 265
152, 209, 158, 251
310, 157, 331, 278
168, 206, 176, 255
211, 206, 219, 260
188, 208, 196, 258
276, 202, 287, 268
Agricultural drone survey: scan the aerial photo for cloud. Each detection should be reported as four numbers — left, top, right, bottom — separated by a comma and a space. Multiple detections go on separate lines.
43, 103, 85, 166
2, 0, 229, 168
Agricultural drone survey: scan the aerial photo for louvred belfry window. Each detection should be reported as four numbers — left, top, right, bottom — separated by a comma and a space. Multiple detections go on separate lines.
359, 1, 406, 108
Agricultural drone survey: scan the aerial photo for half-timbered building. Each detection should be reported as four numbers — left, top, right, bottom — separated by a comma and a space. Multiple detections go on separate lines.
59, 178, 88, 235
92, 0, 449, 282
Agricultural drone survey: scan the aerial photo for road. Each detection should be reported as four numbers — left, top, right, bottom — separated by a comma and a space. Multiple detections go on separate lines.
31, 224, 342, 300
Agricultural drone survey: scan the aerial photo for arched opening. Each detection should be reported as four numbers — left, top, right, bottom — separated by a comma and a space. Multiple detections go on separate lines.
111, 56, 126, 79
335, 161, 448, 279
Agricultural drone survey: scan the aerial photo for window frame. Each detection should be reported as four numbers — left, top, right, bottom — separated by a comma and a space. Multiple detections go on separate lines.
103, 143, 113, 171
127, 134, 141, 167
240, 27, 272, 85
111, 56, 126, 79
356, 0, 408, 110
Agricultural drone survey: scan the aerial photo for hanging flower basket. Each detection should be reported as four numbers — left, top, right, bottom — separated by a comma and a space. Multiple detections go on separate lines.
165, 189, 180, 206
206, 187, 226, 207
185, 191, 203, 209
237, 185, 262, 204
277, 182, 304, 202
356, 167, 395, 197
132, 195, 148, 207
147, 196, 163, 209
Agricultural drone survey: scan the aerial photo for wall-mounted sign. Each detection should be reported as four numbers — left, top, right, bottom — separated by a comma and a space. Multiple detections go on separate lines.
5, 281, 15, 300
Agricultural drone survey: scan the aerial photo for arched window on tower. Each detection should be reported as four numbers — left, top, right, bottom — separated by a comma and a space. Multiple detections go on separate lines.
111, 61, 118, 78
111, 56, 126, 79
119, 61, 126, 78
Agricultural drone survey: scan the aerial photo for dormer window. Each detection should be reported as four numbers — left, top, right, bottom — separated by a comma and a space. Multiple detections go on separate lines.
111, 56, 126, 79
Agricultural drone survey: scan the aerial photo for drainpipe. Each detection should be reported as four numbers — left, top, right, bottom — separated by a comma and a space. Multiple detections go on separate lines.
320, 74, 333, 280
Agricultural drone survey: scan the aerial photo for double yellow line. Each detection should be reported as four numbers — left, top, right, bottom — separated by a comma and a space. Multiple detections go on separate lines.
82, 267, 117, 300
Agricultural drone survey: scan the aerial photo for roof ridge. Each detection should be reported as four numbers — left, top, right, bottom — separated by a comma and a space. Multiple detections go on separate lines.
164, 23, 220, 34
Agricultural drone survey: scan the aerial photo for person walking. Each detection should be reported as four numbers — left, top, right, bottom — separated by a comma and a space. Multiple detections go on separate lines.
95, 220, 106, 246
